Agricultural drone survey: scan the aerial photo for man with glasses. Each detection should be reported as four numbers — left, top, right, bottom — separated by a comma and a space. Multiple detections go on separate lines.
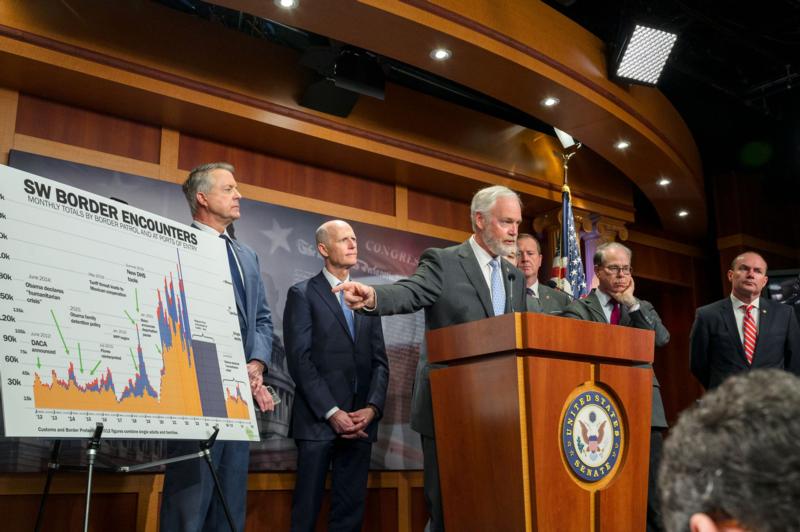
562, 241, 669, 532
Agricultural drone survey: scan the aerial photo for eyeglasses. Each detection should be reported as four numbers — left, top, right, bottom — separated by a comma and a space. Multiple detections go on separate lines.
603, 265, 633, 276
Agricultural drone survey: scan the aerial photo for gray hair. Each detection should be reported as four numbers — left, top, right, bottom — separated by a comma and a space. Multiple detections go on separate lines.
659, 369, 800, 532
315, 219, 349, 246
593, 241, 632, 267
182, 162, 235, 216
470, 185, 521, 232
315, 222, 331, 246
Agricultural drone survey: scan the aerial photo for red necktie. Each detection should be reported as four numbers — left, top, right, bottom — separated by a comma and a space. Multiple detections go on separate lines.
610, 301, 621, 325
741, 304, 757, 364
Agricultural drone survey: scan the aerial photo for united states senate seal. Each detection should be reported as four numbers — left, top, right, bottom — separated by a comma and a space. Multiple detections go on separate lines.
560, 385, 624, 483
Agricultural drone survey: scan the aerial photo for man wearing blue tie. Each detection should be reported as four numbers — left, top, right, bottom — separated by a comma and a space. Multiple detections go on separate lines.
160, 162, 274, 532
333, 186, 526, 532
284, 220, 389, 532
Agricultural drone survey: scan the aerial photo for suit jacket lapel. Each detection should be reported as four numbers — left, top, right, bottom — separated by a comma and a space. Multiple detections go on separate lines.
218, 226, 247, 318
586, 291, 609, 323
458, 242, 493, 317
753, 297, 773, 358
191, 222, 247, 316
310, 272, 354, 342
720, 298, 747, 361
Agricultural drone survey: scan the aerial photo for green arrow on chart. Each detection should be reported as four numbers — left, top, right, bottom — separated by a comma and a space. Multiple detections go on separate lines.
124, 310, 136, 325
129, 347, 139, 371
154, 343, 162, 354
77, 342, 84, 373
135, 288, 139, 313
36, 357, 41, 369
50, 309, 69, 354
90, 360, 102, 376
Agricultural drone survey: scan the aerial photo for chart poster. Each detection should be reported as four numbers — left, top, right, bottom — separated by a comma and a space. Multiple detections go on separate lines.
0, 164, 259, 441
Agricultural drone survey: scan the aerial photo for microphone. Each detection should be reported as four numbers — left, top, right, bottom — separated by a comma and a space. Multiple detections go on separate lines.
546, 279, 577, 301
507, 272, 517, 313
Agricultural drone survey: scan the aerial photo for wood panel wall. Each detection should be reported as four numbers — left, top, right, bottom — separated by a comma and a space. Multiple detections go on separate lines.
0, 87, 710, 530
0, 472, 425, 532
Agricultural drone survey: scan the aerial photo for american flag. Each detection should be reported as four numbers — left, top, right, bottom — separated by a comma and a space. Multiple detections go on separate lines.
550, 184, 588, 299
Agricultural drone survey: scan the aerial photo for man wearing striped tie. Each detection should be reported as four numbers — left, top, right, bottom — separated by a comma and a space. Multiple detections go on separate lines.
690, 251, 800, 391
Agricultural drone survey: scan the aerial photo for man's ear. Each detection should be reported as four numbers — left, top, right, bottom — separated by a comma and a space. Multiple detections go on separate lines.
690, 513, 728, 532
317, 242, 329, 259
195, 191, 208, 209
474, 212, 486, 232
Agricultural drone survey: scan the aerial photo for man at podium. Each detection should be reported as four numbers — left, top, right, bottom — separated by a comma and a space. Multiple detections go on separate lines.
562, 241, 669, 532
334, 185, 527, 532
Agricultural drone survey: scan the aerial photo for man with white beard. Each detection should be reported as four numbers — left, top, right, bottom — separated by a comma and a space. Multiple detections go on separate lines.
335, 185, 526, 532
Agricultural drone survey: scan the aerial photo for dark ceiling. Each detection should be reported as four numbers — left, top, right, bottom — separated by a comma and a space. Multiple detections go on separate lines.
156, 0, 798, 238
545, 0, 800, 184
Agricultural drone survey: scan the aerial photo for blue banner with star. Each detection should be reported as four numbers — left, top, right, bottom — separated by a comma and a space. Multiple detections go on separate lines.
1, 150, 452, 471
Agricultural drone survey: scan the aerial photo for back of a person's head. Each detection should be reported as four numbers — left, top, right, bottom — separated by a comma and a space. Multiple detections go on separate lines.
660, 369, 800, 532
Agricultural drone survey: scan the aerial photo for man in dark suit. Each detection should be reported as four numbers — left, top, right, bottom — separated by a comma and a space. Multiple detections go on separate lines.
161, 162, 274, 532
335, 185, 526, 532
516, 233, 571, 314
690, 251, 800, 390
284, 219, 389, 532
562, 241, 669, 532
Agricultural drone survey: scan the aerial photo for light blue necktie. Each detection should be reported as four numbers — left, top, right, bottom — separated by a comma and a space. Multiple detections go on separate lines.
338, 283, 355, 339
490, 258, 506, 316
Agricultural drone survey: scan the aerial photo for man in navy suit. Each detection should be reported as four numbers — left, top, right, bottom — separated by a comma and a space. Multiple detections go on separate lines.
160, 162, 274, 532
690, 251, 800, 390
284, 219, 389, 532
516, 233, 571, 314
334, 185, 526, 532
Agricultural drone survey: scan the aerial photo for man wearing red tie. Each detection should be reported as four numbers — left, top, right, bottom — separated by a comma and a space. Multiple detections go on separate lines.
690, 251, 800, 391
562, 241, 669, 532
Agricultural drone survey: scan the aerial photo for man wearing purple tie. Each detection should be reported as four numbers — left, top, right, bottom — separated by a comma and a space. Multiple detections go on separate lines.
690, 251, 800, 391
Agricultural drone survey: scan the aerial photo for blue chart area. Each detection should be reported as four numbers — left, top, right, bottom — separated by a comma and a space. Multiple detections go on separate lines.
0, 164, 259, 440
192, 340, 228, 418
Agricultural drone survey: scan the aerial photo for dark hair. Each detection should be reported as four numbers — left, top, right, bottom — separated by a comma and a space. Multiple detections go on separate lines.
659, 369, 800, 532
517, 233, 541, 254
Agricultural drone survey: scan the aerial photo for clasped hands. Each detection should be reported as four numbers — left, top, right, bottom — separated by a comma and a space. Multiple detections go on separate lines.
247, 360, 275, 413
328, 408, 375, 439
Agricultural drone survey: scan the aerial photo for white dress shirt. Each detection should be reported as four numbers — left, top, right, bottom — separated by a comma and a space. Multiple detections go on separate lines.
730, 294, 760, 344
468, 235, 497, 292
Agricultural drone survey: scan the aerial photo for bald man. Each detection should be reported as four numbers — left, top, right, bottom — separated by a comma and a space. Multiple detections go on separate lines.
690, 251, 800, 390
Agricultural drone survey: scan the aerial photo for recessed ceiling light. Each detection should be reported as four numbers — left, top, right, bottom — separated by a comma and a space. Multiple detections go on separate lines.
430, 48, 452, 61
275, 0, 297, 7
541, 97, 560, 107
677, 209, 689, 217
615, 140, 631, 150
657, 177, 672, 186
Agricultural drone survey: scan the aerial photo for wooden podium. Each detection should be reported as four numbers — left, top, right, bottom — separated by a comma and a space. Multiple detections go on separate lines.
427, 312, 654, 532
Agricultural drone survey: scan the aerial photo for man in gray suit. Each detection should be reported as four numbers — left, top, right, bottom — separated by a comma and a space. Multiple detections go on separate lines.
335, 185, 526, 532
517, 233, 571, 314
562, 241, 669, 532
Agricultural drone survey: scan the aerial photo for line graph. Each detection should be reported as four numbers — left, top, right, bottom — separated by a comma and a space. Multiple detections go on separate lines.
0, 164, 258, 441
